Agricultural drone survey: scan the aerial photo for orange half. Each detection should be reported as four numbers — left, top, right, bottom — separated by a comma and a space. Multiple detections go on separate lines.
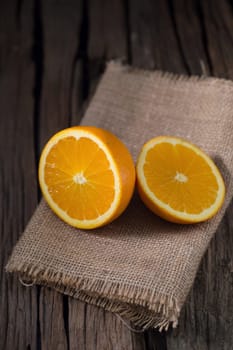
39, 126, 135, 229
136, 136, 225, 224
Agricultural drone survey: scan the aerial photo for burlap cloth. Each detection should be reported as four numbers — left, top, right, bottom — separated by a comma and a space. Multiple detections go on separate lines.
6, 62, 233, 331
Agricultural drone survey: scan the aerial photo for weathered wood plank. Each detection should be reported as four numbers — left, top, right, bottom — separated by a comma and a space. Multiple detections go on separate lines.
165, 0, 212, 75
38, 1, 83, 349
88, 0, 127, 60
0, 1, 38, 349
128, 0, 186, 73
202, 0, 233, 78
68, 299, 147, 350
39, 289, 68, 349
39, 0, 83, 149
166, 0, 233, 349
82, 0, 128, 100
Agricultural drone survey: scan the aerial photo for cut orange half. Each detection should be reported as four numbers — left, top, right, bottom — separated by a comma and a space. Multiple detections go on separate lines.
136, 136, 225, 224
39, 126, 135, 229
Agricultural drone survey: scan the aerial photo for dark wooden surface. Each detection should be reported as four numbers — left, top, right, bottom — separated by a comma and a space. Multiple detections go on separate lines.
1, 0, 233, 349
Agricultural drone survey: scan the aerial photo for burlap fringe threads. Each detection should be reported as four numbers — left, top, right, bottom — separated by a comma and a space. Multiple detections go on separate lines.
6, 261, 180, 331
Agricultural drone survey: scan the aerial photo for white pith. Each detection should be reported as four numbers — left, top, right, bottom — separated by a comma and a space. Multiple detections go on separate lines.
73, 172, 87, 184
174, 172, 188, 183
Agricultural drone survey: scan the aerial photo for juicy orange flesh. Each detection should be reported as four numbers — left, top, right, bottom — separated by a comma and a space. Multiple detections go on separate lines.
143, 143, 219, 214
44, 136, 115, 220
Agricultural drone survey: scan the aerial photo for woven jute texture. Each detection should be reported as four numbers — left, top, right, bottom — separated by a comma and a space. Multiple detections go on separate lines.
6, 62, 233, 331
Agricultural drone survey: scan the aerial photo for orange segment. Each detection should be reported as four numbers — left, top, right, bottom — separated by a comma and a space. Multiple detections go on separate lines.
136, 136, 225, 224
39, 126, 135, 229
44, 137, 115, 220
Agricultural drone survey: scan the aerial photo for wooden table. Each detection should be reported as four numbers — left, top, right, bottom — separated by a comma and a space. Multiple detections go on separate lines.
1, 1, 233, 349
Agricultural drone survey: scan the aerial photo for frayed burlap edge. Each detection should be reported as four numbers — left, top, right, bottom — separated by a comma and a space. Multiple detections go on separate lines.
6, 260, 180, 331
108, 60, 233, 86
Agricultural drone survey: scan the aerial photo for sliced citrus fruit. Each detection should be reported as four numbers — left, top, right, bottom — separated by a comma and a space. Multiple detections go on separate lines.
136, 136, 225, 224
39, 126, 135, 229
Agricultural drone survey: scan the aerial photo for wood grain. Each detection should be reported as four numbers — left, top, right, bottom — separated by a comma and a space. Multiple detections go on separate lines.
68, 299, 148, 350
39, 289, 68, 350
128, 0, 186, 73
38, 1, 82, 349
39, 0, 83, 148
0, 1, 38, 349
1, 0, 233, 349
167, 1, 233, 349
